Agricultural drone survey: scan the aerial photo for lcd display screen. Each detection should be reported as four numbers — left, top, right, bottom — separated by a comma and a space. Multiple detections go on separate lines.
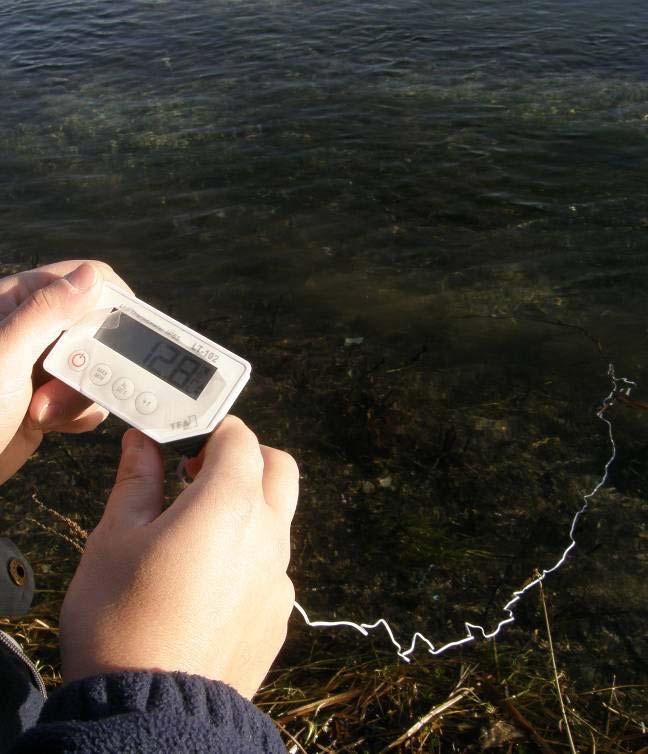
94, 311, 216, 399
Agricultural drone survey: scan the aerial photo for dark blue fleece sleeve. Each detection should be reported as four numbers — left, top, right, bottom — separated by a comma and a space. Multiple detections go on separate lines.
9, 671, 286, 754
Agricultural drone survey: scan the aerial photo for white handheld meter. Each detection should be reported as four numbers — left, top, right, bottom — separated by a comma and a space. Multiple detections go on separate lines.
44, 283, 251, 448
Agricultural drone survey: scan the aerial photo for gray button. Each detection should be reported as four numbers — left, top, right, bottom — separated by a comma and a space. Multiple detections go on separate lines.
112, 377, 135, 400
135, 391, 158, 414
90, 363, 112, 386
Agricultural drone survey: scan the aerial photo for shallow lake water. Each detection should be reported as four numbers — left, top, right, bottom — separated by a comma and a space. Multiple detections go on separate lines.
1, 0, 647, 687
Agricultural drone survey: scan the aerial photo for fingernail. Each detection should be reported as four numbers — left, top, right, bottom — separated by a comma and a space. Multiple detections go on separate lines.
37, 402, 64, 427
64, 263, 97, 292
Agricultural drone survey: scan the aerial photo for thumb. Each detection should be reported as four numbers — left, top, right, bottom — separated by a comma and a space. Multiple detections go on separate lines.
103, 429, 165, 528
0, 262, 102, 372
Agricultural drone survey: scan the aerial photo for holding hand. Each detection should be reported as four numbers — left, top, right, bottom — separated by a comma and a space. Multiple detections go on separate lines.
0, 260, 132, 484
60, 416, 298, 699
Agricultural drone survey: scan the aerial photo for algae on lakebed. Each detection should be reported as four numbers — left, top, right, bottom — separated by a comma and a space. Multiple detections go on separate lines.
1, 291, 647, 750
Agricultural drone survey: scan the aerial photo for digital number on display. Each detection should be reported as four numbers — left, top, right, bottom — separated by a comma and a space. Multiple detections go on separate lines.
95, 311, 217, 400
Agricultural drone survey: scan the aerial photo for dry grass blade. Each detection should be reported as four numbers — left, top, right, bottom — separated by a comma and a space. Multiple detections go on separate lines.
32, 494, 89, 541
277, 688, 362, 724
0, 470, 644, 753
602, 703, 648, 732
478, 675, 559, 754
381, 690, 470, 752
275, 722, 309, 754
25, 517, 84, 554
540, 583, 577, 754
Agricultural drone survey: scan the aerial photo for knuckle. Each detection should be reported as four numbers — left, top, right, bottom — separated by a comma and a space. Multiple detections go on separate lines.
219, 414, 247, 433
279, 450, 300, 479
30, 282, 64, 315
263, 447, 300, 480
87, 260, 120, 287
220, 415, 258, 445
114, 454, 159, 490
68, 259, 113, 278
218, 416, 264, 473
115, 468, 156, 488
87, 259, 113, 275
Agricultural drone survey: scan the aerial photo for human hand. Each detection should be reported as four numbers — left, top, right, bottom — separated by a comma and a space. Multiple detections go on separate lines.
0, 260, 132, 484
60, 416, 298, 699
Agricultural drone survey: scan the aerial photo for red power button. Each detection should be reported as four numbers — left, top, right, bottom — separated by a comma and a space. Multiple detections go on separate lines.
68, 350, 89, 371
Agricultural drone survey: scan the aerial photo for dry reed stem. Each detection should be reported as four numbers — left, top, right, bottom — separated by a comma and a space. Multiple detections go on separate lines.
540, 582, 577, 754
381, 690, 470, 752
277, 689, 362, 724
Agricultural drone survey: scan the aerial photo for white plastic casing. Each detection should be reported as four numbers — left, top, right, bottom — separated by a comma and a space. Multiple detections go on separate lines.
44, 283, 251, 444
